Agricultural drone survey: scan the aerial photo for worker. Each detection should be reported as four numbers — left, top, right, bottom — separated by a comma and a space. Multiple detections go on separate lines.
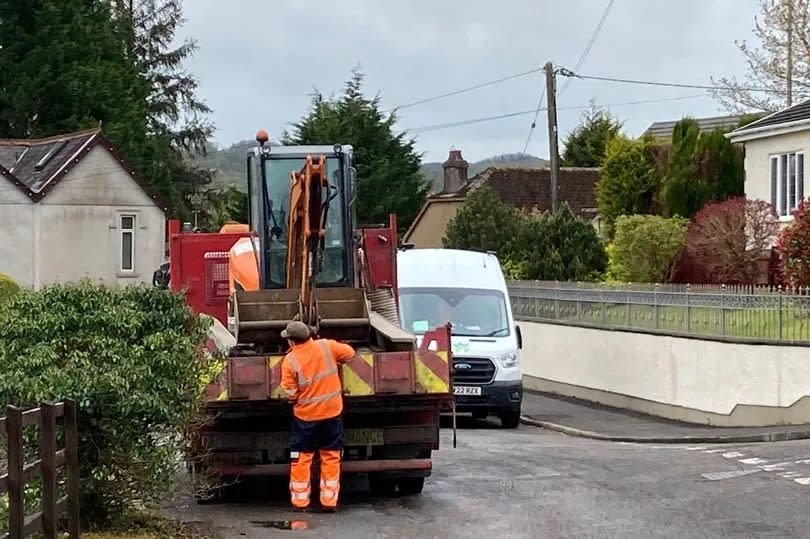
280, 320, 356, 513
227, 236, 260, 294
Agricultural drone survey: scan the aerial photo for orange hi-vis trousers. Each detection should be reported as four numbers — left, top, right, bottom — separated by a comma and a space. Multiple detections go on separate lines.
289, 449, 341, 508
289, 415, 343, 509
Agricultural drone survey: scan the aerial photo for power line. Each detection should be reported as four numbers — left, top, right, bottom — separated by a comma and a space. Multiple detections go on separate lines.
386, 66, 544, 112
559, 0, 615, 97
521, 87, 546, 154
408, 94, 708, 134
523, 0, 615, 155
559, 70, 786, 94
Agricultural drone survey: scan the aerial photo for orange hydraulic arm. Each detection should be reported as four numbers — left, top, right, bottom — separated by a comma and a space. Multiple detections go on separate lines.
286, 155, 329, 327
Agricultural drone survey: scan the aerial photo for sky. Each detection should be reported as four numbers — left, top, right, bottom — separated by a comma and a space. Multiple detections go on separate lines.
176, 0, 761, 163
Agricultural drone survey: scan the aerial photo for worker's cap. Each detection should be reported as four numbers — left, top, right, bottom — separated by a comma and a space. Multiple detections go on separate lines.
281, 321, 311, 340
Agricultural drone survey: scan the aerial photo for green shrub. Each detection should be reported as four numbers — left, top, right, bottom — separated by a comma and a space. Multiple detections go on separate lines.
0, 272, 20, 306
0, 282, 215, 527
609, 215, 687, 282
511, 204, 607, 281
596, 135, 661, 238
443, 184, 522, 255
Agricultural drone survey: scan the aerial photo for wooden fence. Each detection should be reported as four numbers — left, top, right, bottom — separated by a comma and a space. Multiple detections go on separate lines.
1, 400, 79, 539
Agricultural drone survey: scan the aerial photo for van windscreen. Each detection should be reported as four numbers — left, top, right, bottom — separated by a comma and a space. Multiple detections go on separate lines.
399, 287, 510, 337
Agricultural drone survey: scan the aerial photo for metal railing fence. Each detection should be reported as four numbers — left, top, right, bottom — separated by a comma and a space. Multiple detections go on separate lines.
508, 281, 810, 343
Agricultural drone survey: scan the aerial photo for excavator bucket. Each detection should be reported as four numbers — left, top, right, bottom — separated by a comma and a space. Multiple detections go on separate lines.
315, 288, 370, 343
231, 287, 371, 347
231, 289, 299, 345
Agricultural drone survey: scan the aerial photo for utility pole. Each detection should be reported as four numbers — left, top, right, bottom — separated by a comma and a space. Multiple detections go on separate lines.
787, 0, 794, 107
545, 62, 560, 213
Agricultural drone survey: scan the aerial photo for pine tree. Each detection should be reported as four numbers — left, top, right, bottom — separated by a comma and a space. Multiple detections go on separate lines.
283, 70, 429, 232
562, 103, 623, 167
0, 0, 151, 152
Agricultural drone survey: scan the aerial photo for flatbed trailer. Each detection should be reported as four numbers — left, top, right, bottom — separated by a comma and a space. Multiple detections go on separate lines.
168, 206, 454, 497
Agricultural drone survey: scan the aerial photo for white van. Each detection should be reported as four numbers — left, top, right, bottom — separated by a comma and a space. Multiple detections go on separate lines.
396, 248, 523, 428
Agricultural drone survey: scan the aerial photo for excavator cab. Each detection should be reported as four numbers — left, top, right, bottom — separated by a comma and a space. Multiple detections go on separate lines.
246, 140, 356, 289
230, 134, 370, 350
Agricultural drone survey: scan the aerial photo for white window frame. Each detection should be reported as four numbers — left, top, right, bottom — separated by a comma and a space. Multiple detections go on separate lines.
770, 151, 805, 220
119, 213, 136, 273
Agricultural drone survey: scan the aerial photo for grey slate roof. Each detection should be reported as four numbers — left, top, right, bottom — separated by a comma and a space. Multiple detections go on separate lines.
643, 114, 747, 139
0, 129, 166, 209
0, 130, 99, 194
730, 99, 810, 134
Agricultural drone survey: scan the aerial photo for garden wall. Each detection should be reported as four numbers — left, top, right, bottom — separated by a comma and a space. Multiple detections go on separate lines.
519, 320, 810, 426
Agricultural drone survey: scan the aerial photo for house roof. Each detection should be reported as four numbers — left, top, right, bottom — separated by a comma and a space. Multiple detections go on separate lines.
727, 99, 810, 142
459, 166, 599, 218
0, 129, 166, 209
403, 166, 599, 242
643, 114, 746, 139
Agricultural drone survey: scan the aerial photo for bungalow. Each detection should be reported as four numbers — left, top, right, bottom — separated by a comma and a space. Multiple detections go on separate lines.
726, 100, 810, 221
0, 129, 167, 289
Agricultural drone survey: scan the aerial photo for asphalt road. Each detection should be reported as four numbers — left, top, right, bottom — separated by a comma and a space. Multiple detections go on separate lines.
169, 420, 810, 538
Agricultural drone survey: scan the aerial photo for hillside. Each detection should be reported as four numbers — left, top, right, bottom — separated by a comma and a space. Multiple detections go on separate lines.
194, 143, 548, 193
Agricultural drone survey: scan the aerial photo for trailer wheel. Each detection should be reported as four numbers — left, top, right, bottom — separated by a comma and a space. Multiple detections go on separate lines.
396, 477, 424, 496
368, 474, 397, 497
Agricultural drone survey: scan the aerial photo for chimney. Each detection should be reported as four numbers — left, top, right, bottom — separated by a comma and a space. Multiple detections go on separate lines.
442, 149, 468, 193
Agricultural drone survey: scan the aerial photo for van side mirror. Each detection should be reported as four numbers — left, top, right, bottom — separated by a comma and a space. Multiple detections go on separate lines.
515, 325, 523, 350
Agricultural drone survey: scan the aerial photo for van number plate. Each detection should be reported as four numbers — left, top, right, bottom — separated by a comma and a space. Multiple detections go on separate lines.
454, 386, 482, 396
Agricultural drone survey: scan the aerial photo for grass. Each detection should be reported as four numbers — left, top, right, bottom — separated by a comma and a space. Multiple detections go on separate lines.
519, 299, 810, 341
80, 511, 214, 539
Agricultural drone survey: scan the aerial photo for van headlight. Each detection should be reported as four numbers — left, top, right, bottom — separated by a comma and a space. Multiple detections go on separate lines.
497, 351, 519, 368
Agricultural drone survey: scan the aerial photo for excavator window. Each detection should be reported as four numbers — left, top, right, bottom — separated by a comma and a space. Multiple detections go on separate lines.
261, 157, 349, 288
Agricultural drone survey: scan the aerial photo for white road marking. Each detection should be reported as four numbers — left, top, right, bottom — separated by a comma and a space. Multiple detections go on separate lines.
794, 459, 810, 464
701, 469, 760, 481
781, 472, 803, 478
722, 452, 745, 459
739, 458, 769, 465
793, 478, 810, 485
684, 446, 708, 451
702, 449, 727, 454
760, 462, 793, 471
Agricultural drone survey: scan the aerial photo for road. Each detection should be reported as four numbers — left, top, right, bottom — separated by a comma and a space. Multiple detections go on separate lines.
169, 420, 810, 538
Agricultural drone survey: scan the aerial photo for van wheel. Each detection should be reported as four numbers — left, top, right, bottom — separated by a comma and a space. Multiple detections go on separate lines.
500, 411, 521, 429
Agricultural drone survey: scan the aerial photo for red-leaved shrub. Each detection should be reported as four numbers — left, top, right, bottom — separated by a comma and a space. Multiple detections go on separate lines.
685, 197, 778, 285
779, 199, 810, 287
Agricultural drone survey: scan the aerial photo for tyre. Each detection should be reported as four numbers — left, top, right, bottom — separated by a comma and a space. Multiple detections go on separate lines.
499, 410, 521, 429
397, 477, 425, 496
368, 474, 397, 497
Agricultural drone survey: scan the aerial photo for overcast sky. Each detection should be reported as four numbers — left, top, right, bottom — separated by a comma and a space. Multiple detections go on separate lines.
177, 0, 761, 163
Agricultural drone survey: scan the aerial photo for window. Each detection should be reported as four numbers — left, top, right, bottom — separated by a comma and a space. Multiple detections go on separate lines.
120, 214, 135, 272
770, 152, 804, 217
399, 287, 510, 337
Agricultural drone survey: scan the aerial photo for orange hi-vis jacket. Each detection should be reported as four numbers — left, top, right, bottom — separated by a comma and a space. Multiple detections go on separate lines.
281, 339, 356, 421
228, 237, 260, 294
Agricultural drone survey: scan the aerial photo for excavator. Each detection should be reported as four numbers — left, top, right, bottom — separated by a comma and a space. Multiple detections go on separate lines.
184, 131, 454, 499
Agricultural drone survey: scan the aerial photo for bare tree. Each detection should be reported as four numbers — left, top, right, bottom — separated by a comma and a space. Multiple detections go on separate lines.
712, 0, 809, 113
686, 198, 779, 286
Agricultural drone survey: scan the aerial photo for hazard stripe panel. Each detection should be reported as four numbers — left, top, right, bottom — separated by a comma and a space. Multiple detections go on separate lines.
268, 355, 284, 398
210, 350, 451, 402
415, 351, 450, 394
341, 354, 374, 396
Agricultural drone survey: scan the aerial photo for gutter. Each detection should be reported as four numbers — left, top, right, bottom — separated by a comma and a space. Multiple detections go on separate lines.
726, 117, 810, 142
